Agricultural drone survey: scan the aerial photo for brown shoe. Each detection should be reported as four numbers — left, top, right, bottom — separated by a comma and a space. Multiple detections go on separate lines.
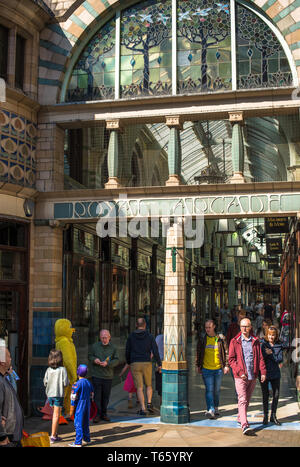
93, 416, 101, 423
101, 415, 111, 422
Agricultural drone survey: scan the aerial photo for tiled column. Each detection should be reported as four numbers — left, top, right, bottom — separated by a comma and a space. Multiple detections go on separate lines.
165, 116, 183, 186
229, 111, 246, 184
105, 119, 122, 189
161, 218, 190, 424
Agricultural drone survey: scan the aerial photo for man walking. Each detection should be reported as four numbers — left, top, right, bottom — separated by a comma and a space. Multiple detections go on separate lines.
88, 329, 119, 423
126, 317, 162, 416
0, 346, 24, 447
228, 318, 266, 435
196, 320, 230, 419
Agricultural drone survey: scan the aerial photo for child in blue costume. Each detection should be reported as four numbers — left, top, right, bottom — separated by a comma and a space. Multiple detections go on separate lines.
69, 365, 94, 447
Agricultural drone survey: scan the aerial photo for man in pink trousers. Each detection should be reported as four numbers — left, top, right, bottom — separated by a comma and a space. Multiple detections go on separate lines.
228, 318, 266, 435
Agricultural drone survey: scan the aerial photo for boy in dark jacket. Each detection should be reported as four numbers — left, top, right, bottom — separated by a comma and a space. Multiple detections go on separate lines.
126, 318, 162, 416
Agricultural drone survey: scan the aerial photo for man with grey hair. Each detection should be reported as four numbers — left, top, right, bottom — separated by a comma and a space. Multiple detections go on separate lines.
88, 329, 119, 423
0, 346, 24, 447
229, 318, 266, 435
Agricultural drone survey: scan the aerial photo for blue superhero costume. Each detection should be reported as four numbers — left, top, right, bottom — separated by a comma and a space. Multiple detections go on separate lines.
71, 378, 94, 445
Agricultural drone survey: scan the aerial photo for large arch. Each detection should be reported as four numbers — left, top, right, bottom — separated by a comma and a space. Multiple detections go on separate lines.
38, 0, 300, 104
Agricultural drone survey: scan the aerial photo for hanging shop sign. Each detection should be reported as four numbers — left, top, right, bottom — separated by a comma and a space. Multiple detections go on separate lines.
267, 258, 279, 269
273, 269, 281, 277
265, 217, 289, 234
266, 237, 283, 255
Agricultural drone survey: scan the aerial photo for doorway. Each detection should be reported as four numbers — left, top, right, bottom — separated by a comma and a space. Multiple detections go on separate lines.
0, 284, 28, 409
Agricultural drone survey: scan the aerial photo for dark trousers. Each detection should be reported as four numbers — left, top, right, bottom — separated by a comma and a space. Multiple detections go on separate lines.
92, 377, 112, 417
260, 378, 280, 415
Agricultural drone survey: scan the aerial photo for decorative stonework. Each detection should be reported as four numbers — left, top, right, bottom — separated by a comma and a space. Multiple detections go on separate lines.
0, 109, 37, 188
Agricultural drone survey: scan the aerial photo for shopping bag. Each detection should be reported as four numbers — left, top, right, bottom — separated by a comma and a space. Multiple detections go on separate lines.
21, 431, 50, 447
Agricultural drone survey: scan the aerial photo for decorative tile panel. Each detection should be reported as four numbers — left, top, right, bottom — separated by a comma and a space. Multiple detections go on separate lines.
0, 110, 36, 188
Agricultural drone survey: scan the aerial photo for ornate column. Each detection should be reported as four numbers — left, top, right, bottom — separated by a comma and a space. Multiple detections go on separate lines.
165, 116, 183, 186
160, 218, 190, 424
105, 119, 122, 189
229, 111, 246, 184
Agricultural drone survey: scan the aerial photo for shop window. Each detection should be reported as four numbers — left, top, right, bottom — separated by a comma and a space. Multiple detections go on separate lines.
111, 267, 129, 340
15, 34, 25, 90
0, 24, 8, 80
0, 222, 26, 247
0, 251, 25, 281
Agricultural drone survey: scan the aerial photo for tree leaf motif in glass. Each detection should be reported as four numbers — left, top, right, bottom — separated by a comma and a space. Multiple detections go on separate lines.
237, 5, 292, 89
177, 0, 231, 93
120, 0, 172, 97
67, 18, 116, 102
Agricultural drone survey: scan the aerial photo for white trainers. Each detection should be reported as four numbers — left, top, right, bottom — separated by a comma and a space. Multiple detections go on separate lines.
205, 410, 216, 419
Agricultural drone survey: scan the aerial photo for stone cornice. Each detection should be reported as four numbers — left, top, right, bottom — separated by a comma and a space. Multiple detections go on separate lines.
38, 87, 299, 126
36, 181, 300, 202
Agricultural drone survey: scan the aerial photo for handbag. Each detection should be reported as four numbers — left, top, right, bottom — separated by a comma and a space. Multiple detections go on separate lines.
21, 431, 50, 447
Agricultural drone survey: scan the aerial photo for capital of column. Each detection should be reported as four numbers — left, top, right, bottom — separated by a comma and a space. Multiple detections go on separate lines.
106, 119, 123, 131
165, 115, 183, 130
228, 111, 244, 125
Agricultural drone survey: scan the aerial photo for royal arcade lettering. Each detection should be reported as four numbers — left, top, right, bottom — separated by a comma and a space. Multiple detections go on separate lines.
53, 192, 300, 220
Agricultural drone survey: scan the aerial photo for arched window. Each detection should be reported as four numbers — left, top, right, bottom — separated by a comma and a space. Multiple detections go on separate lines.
64, 0, 295, 102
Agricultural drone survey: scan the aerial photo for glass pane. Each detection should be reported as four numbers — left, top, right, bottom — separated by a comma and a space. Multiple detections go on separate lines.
236, 4, 293, 89
0, 251, 25, 280
66, 18, 116, 102
138, 271, 151, 330
120, 0, 172, 97
15, 35, 25, 90
111, 267, 129, 359
0, 222, 25, 247
0, 25, 8, 80
177, 0, 232, 94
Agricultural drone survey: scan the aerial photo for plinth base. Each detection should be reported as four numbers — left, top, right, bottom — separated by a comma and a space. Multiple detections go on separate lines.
160, 368, 190, 424
105, 177, 121, 189
165, 175, 182, 186
229, 172, 246, 184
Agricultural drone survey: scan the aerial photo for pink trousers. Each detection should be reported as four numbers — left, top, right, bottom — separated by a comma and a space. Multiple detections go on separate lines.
234, 378, 257, 428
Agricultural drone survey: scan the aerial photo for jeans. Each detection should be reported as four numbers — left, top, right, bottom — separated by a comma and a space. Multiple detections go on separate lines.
92, 377, 112, 417
202, 368, 223, 412
260, 378, 280, 415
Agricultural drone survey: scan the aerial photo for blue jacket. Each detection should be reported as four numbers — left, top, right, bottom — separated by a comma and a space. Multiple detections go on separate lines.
126, 330, 162, 366
260, 340, 283, 380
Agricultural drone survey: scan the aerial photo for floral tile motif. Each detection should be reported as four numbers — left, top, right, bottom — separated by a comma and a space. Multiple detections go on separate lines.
0, 109, 36, 188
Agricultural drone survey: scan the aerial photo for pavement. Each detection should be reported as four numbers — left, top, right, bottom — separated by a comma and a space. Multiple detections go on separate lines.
24, 339, 300, 449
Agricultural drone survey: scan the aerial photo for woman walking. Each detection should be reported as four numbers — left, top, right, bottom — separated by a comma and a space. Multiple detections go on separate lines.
196, 319, 230, 419
260, 326, 283, 425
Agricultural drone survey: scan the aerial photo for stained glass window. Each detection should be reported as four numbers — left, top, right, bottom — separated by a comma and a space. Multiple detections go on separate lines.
177, 0, 231, 93
120, 0, 172, 97
236, 4, 293, 89
65, 0, 294, 102
66, 18, 116, 102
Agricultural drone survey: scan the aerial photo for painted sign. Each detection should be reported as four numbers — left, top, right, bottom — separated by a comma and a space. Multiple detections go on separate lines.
265, 217, 289, 234
266, 238, 283, 255
53, 192, 300, 220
